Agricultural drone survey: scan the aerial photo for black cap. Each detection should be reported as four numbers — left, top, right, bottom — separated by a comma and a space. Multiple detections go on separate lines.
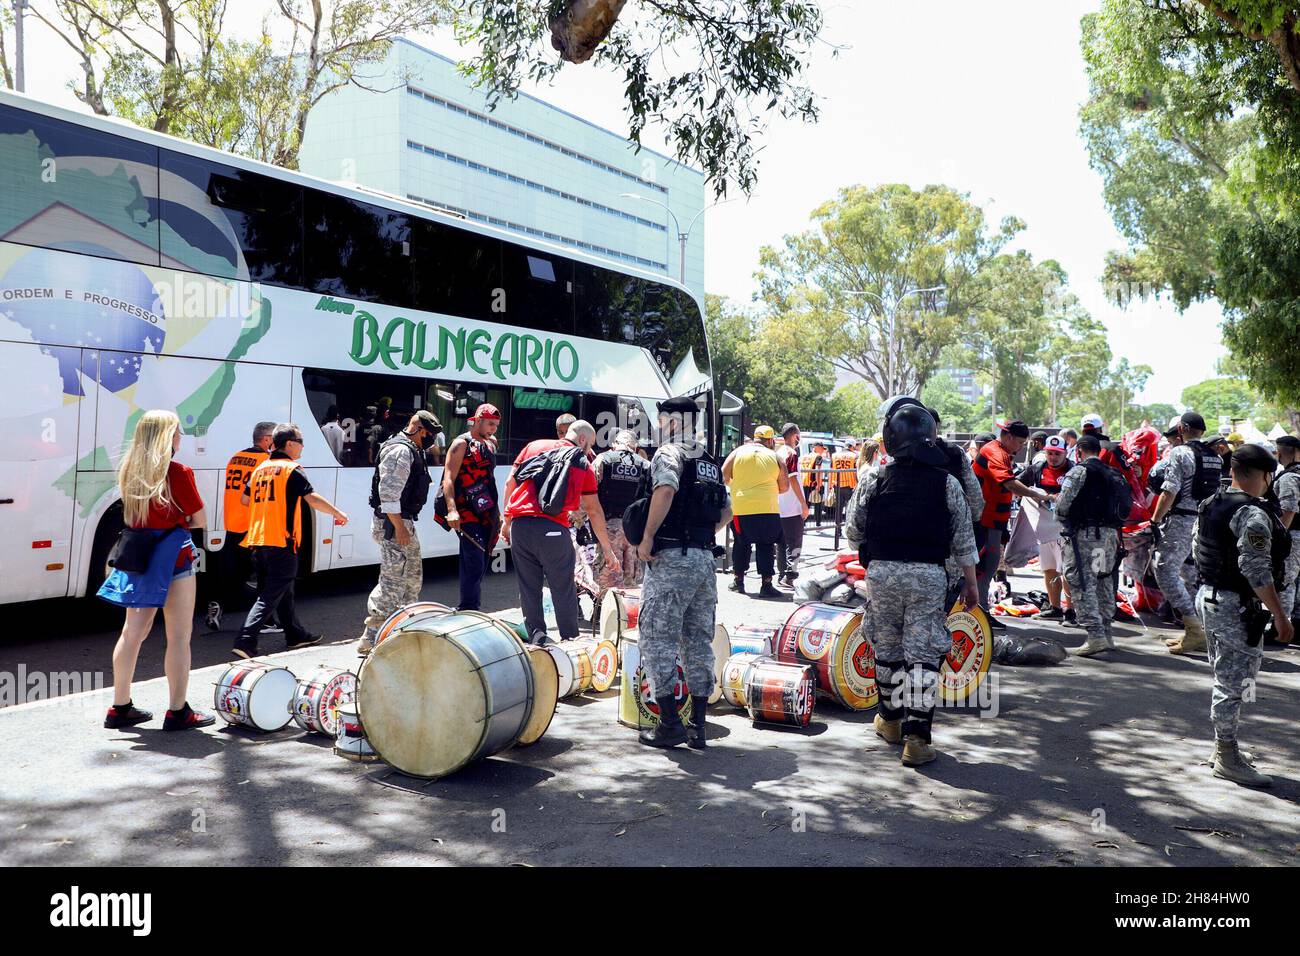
414, 410, 442, 433
1275, 435, 1300, 451
1231, 443, 1278, 474
998, 419, 1030, 439
781, 422, 799, 437
1031, 431, 1049, 443
1179, 411, 1207, 431
659, 396, 698, 415
1076, 434, 1102, 454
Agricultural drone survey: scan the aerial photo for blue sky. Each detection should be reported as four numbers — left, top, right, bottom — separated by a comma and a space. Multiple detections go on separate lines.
19, 0, 1225, 408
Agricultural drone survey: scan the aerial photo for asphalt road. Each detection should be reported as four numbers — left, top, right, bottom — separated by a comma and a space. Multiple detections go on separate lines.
3, 527, 1299, 867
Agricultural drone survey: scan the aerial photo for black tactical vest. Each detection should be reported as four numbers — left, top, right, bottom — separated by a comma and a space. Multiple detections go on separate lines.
1194, 491, 1290, 596
596, 449, 646, 520
1176, 440, 1224, 513
653, 450, 727, 552
860, 461, 951, 566
369, 433, 432, 519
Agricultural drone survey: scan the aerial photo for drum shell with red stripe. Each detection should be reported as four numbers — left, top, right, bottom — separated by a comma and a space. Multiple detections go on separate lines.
744, 659, 815, 728
291, 666, 357, 736
776, 602, 877, 710
214, 661, 297, 732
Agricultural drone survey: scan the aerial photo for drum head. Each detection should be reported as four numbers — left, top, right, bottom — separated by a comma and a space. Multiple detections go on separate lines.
941, 603, 992, 703
357, 630, 489, 779
545, 644, 577, 698
828, 622, 878, 711
709, 624, 730, 704
587, 640, 619, 692
598, 591, 623, 646
378, 602, 452, 644
248, 667, 296, 731
517, 646, 559, 746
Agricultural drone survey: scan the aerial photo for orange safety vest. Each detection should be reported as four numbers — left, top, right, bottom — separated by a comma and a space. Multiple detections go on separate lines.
798, 453, 819, 488
832, 452, 858, 489
242, 459, 303, 550
222, 447, 270, 533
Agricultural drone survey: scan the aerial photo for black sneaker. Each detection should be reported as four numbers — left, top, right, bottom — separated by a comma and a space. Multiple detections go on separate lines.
162, 703, 216, 731
103, 701, 152, 729
1039, 606, 1064, 621
205, 601, 222, 632
988, 615, 1006, 631
758, 580, 785, 600
1063, 607, 1078, 627
285, 633, 322, 651
232, 636, 258, 660
728, 577, 745, 594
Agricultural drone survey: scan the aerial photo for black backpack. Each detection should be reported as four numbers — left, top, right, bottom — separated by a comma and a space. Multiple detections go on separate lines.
1073, 458, 1133, 530
513, 445, 588, 516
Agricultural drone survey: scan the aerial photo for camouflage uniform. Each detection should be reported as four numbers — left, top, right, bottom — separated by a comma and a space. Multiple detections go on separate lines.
1274, 466, 1300, 618
1194, 493, 1277, 741
1055, 464, 1119, 646
639, 440, 725, 699
846, 469, 978, 742
361, 440, 424, 643
1153, 445, 1204, 616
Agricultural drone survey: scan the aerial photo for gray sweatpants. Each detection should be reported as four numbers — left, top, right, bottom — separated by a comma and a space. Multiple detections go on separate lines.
510, 515, 580, 641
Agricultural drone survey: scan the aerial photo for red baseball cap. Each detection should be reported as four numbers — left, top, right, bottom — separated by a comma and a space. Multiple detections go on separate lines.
470, 403, 501, 421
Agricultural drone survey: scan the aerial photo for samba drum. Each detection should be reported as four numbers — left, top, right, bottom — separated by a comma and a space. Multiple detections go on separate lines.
745, 659, 815, 728
357, 611, 536, 779
729, 624, 777, 656
941, 602, 992, 703
569, 638, 619, 693
214, 661, 297, 732
291, 665, 357, 736
709, 624, 729, 704
617, 632, 692, 729
599, 588, 641, 648
333, 701, 378, 762
375, 602, 451, 646
720, 652, 763, 708
776, 602, 878, 710
516, 647, 559, 747
547, 641, 595, 699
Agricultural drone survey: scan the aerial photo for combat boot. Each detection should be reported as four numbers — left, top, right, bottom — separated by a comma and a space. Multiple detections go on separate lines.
901, 734, 936, 767
1072, 635, 1110, 657
873, 713, 902, 745
639, 697, 688, 748
1212, 738, 1272, 788
686, 695, 708, 750
1167, 617, 1206, 655
1209, 739, 1255, 766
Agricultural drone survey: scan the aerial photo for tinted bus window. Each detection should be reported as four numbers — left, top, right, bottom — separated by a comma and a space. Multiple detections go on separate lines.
410, 217, 502, 322
424, 380, 509, 466
161, 150, 303, 285
507, 385, 582, 460
305, 192, 412, 304
303, 368, 431, 468
501, 240, 574, 336
0, 103, 160, 265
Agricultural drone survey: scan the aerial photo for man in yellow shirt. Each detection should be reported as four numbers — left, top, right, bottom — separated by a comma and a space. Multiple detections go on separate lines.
722, 425, 790, 598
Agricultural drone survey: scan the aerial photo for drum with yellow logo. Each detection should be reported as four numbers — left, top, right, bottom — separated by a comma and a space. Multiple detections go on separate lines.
720, 652, 763, 708
776, 602, 877, 710
941, 602, 992, 703
569, 638, 619, 692
745, 659, 816, 728
616, 632, 693, 729
547, 641, 595, 699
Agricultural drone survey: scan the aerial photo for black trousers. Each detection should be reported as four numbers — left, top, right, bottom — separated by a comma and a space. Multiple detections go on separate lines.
731, 513, 783, 579
241, 546, 308, 643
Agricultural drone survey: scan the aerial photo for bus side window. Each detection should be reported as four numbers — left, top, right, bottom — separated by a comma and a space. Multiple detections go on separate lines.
305, 192, 412, 305
302, 368, 430, 468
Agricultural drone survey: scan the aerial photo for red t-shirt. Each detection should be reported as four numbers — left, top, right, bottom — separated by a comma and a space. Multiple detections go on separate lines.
505, 439, 598, 525
972, 440, 1016, 529
133, 460, 204, 530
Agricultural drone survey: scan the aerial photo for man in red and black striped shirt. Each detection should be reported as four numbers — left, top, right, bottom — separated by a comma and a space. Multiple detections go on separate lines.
972, 420, 1051, 622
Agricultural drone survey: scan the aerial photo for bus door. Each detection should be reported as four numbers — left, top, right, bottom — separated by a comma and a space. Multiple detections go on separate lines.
0, 342, 86, 601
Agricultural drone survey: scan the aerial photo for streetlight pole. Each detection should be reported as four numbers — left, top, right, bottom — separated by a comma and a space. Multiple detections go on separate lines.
14, 0, 28, 93
621, 192, 733, 286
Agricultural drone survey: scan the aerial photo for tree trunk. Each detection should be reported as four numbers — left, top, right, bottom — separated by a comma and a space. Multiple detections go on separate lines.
0, 26, 12, 90
549, 0, 627, 64
1287, 407, 1300, 435
153, 0, 180, 133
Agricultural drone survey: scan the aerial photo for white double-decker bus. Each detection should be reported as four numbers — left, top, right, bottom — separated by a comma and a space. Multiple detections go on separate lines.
0, 90, 713, 605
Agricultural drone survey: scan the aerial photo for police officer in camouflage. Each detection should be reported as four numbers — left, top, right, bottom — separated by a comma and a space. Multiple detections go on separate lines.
1055, 434, 1122, 657
636, 396, 731, 750
591, 430, 648, 599
1151, 411, 1220, 655
1193, 443, 1293, 787
1273, 436, 1300, 635
357, 410, 441, 655
845, 397, 979, 768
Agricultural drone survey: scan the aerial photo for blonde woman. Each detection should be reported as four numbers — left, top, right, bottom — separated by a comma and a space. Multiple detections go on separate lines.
858, 438, 880, 475
99, 410, 214, 731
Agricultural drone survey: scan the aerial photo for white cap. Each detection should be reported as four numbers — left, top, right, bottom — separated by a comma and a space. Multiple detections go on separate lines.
1081, 413, 1104, 429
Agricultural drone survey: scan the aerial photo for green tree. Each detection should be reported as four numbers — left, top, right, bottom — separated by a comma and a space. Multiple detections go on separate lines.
1042, 307, 1112, 426
457, 0, 824, 197
921, 372, 985, 433
1181, 376, 1257, 420
1078, 0, 1300, 426
825, 382, 880, 437
757, 183, 1022, 401
0, 3, 13, 90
